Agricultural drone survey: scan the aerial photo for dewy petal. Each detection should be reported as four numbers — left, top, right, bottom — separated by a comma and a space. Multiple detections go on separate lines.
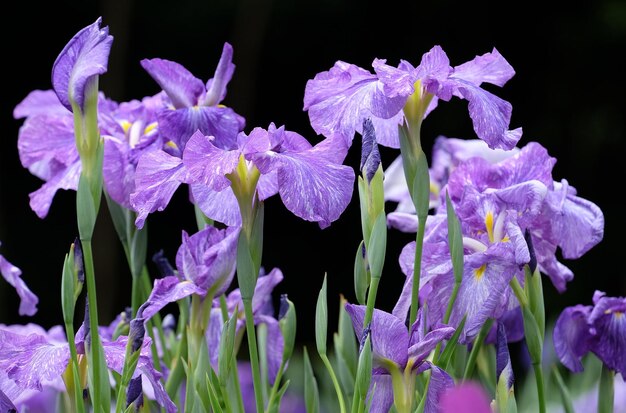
304, 61, 405, 145
0, 329, 69, 391
130, 150, 186, 228
0, 251, 38, 317
140, 58, 205, 109
52, 17, 113, 111
183, 130, 241, 191
191, 184, 242, 226
448, 79, 521, 150
158, 105, 242, 150
344, 304, 409, 368
553, 305, 593, 373
13, 90, 68, 119
440, 382, 492, 413
29, 162, 81, 219
255, 315, 284, 385
452, 48, 516, 87
203, 43, 235, 106
140, 276, 205, 320
366, 374, 394, 413
545, 180, 604, 259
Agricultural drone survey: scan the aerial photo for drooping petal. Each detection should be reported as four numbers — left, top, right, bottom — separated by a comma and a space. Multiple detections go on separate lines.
0, 252, 38, 317
13, 90, 68, 119
140, 276, 205, 320
191, 184, 241, 226
422, 362, 455, 413
28, 162, 81, 219
344, 304, 409, 368
158, 105, 242, 150
440, 382, 492, 413
553, 305, 593, 373
588, 295, 626, 376
103, 136, 137, 209
52, 17, 113, 111
387, 212, 420, 233
304, 61, 406, 145
183, 130, 241, 191
175, 226, 240, 295
140, 58, 205, 109
203, 43, 235, 106
130, 150, 187, 228
452, 48, 516, 87
255, 315, 284, 385
408, 324, 455, 365
366, 374, 394, 413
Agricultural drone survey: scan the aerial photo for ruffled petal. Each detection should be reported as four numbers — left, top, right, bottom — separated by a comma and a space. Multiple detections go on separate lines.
28, 162, 81, 219
191, 184, 241, 226
13, 90, 68, 119
52, 17, 113, 111
140, 58, 205, 109
140, 276, 205, 320
183, 130, 241, 191
0, 252, 38, 316
553, 305, 593, 373
452, 48, 515, 87
203, 43, 235, 106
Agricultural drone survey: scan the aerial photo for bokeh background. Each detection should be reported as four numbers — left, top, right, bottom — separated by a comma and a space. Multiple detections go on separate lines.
1, 0, 625, 355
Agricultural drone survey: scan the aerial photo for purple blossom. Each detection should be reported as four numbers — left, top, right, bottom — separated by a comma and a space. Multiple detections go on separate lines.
51, 17, 113, 112
183, 123, 354, 228
554, 291, 626, 376
140, 225, 240, 320
140, 43, 243, 151
344, 304, 454, 413
304, 47, 521, 149
0, 243, 38, 316
440, 382, 492, 413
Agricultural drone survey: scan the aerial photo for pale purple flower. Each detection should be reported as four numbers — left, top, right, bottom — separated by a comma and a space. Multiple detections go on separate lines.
554, 291, 626, 376
183, 123, 354, 228
140, 226, 240, 320
345, 305, 455, 413
140, 43, 243, 150
51, 17, 113, 112
304, 47, 521, 149
440, 382, 492, 413
0, 243, 38, 316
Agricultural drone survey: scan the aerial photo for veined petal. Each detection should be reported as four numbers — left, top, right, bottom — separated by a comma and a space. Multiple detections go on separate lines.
535, 238, 573, 292
366, 374, 394, 413
203, 43, 235, 106
52, 17, 113, 111
553, 305, 593, 373
0, 388, 17, 412
13, 90, 68, 119
408, 325, 455, 364
140, 58, 205, 109
344, 304, 409, 368
304, 61, 405, 145
422, 362, 455, 413
29, 162, 81, 219
449, 79, 521, 150
191, 184, 242, 226
183, 130, 241, 191
0, 251, 38, 317
158, 105, 242, 150
588, 295, 626, 376
452, 48, 515, 87
372, 58, 418, 98
140, 276, 205, 320
130, 150, 186, 228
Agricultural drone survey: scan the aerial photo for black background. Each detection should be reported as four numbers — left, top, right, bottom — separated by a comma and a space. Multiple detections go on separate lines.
1, 0, 625, 351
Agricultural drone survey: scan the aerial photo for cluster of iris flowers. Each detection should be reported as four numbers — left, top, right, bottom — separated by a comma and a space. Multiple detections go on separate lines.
0, 17, 620, 413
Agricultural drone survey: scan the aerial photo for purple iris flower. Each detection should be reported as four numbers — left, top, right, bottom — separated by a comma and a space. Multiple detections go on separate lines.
304, 46, 521, 150
140, 225, 240, 320
51, 17, 113, 112
140, 43, 244, 151
101, 94, 166, 209
0, 323, 175, 412
183, 123, 354, 228
345, 305, 455, 413
206, 269, 284, 384
554, 291, 626, 376
0, 243, 38, 316
440, 382, 492, 413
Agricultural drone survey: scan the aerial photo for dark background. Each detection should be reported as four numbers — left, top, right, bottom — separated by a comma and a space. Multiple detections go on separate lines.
1, 0, 625, 350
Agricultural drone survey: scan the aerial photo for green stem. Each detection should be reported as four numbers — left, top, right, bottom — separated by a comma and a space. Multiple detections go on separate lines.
131, 275, 142, 318
243, 297, 265, 413
363, 276, 380, 327
443, 281, 461, 325
533, 363, 546, 413
265, 361, 285, 413
320, 353, 347, 413
463, 319, 494, 380
598, 363, 614, 413
65, 323, 86, 413
409, 217, 427, 326
552, 366, 575, 413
